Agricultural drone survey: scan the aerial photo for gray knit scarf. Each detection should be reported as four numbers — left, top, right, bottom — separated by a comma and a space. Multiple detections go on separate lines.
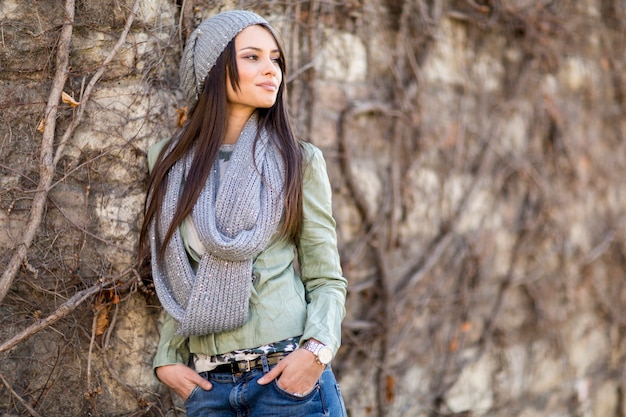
150, 114, 285, 336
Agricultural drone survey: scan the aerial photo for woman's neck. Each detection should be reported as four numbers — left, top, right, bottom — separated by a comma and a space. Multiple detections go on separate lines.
224, 109, 255, 144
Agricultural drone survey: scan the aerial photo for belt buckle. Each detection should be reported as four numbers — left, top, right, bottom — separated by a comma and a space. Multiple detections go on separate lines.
233, 359, 251, 373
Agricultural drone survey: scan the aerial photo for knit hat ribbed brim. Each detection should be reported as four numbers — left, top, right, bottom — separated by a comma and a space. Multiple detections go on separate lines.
180, 10, 269, 106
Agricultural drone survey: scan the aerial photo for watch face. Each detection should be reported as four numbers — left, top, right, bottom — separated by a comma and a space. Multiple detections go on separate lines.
318, 346, 333, 364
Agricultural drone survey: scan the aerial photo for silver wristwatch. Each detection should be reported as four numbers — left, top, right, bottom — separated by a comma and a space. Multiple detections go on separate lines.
302, 339, 333, 365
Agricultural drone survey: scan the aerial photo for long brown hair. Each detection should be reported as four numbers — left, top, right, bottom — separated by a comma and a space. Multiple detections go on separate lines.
138, 23, 303, 264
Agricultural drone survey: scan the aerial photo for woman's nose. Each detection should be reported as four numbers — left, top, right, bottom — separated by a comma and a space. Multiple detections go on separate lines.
262, 57, 278, 76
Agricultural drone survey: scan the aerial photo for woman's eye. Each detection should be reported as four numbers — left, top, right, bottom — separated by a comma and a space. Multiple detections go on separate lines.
241, 54, 280, 63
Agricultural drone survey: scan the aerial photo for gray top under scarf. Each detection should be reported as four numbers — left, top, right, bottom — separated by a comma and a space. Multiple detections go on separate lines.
150, 114, 285, 336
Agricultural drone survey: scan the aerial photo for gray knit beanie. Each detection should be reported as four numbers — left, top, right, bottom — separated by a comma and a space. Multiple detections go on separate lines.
180, 10, 269, 106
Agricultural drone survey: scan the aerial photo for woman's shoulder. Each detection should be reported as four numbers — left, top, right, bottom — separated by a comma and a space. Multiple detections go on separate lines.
300, 140, 324, 163
299, 141, 330, 185
147, 137, 171, 172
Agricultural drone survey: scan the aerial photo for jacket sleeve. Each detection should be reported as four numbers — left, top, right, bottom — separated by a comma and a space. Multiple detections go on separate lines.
147, 138, 170, 172
297, 144, 347, 356
148, 138, 191, 372
153, 311, 190, 371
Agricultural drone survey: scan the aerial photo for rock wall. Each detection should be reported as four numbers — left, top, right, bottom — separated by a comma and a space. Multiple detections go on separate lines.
1, 1, 625, 416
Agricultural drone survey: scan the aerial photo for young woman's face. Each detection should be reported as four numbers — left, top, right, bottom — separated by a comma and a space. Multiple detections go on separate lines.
227, 25, 282, 117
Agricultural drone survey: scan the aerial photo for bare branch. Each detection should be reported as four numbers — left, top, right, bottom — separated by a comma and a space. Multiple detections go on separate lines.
0, 0, 140, 304
0, 279, 109, 353
0, 371, 44, 417
53, 0, 141, 166
0, 0, 75, 303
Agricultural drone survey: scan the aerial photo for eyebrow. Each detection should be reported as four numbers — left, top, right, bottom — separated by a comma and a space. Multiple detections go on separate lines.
238, 46, 280, 54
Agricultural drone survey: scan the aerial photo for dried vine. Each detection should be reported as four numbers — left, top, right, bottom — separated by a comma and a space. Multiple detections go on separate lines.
0, 0, 75, 304
0, 0, 142, 414
0, 0, 140, 304
2, 1, 626, 416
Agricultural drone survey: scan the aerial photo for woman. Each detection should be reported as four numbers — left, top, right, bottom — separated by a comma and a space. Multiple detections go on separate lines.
138, 10, 348, 417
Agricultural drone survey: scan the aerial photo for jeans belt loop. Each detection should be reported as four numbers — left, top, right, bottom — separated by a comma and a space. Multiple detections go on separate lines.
261, 354, 270, 373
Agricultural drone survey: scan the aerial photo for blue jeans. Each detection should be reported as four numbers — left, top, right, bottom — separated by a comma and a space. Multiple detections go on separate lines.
184, 365, 347, 417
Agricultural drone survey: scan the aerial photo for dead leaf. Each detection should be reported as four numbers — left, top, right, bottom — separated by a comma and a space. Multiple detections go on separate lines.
449, 338, 459, 352
95, 304, 111, 336
37, 118, 45, 132
93, 289, 116, 336
385, 375, 395, 403
62, 91, 80, 107
177, 106, 188, 127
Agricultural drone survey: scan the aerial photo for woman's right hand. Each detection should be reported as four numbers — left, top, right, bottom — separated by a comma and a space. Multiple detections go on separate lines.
156, 364, 213, 401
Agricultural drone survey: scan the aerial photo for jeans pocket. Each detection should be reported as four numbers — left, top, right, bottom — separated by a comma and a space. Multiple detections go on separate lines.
334, 382, 348, 417
183, 385, 201, 406
274, 379, 318, 400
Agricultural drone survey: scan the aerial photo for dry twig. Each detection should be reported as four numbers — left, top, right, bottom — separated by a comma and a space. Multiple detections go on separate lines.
0, 0, 75, 303
0, 278, 111, 353
0, 0, 139, 305
0, 371, 44, 417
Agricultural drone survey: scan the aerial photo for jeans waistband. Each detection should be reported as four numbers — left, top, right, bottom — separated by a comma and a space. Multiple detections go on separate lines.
195, 352, 287, 374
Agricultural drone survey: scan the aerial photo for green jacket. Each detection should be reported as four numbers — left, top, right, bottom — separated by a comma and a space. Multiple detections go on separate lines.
148, 139, 347, 369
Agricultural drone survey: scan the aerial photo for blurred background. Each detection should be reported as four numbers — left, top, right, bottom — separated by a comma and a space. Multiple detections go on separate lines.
1, 0, 625, 416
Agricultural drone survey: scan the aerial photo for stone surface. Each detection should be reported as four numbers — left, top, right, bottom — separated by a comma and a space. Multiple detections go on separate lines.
1, 1, 625, 416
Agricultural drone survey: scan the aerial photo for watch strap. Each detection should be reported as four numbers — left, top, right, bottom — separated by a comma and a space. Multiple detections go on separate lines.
302, 339, 332, 365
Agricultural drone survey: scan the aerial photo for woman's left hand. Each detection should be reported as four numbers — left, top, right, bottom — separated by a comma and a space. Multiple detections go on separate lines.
257, 347, 325, 396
